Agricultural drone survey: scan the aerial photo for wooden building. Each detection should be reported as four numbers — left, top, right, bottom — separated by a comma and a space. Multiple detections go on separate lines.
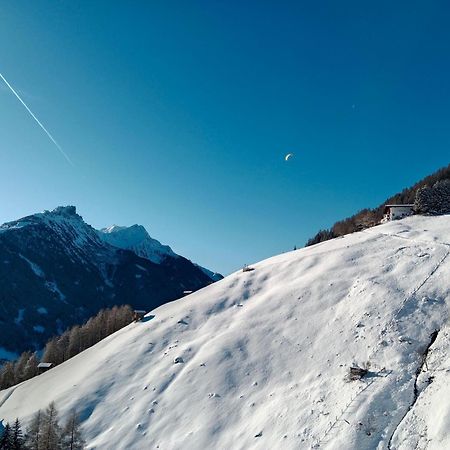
383, 204, 414, 221
37, 362, 53, 373
133, 310, 147, 322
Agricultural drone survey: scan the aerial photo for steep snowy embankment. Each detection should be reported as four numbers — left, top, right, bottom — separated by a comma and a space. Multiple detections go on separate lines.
0, 216, 449, 450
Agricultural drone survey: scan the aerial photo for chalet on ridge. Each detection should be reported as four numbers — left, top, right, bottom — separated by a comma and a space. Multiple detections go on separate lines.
383, 204, 415, 221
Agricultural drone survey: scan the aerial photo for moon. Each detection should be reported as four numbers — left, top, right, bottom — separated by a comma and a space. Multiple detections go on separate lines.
285, 153, 294, 161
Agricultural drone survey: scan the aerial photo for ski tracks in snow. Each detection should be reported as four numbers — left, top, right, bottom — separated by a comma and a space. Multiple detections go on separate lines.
319, 230, 449, 449
0, 386, 17, 410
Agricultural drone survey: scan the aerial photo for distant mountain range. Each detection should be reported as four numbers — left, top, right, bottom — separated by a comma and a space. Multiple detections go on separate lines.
0, 206, 222, 358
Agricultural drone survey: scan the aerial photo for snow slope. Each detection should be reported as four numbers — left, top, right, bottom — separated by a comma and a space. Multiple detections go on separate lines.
0, 216, 449, 450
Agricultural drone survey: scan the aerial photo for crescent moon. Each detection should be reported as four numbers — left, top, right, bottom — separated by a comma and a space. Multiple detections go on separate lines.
285, 153, 294, 161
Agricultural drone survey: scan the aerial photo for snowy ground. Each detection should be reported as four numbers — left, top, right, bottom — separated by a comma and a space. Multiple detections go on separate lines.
0, 215, 449, 450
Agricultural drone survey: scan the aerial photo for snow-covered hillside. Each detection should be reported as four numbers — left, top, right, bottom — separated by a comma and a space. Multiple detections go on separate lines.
0, 216, 449, 450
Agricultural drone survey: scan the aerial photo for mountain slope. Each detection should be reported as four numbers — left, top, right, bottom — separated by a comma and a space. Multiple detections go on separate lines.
0, 206, 217, 356
0, 215, 449, 449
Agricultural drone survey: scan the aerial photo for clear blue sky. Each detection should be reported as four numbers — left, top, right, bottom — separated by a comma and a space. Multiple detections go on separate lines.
0, 1, 449, 274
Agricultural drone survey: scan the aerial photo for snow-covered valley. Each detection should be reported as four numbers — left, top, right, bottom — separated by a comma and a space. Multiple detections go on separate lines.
0, 215, 449, 449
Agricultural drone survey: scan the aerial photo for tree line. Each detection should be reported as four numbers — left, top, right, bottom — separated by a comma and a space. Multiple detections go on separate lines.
0, 305, 134, 390
306, 163, 450, 247
0, 402, 84, 450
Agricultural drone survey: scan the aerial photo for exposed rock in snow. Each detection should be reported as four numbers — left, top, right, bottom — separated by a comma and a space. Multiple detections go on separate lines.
0, 215, 449, 449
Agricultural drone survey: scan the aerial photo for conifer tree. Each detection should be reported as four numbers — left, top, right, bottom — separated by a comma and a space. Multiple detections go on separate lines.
0, 423, 13, 450
11, 419, 24, 450
61, 410, 85, 450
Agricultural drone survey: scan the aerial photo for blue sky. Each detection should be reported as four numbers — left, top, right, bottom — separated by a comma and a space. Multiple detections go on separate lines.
0, 1, 449, 274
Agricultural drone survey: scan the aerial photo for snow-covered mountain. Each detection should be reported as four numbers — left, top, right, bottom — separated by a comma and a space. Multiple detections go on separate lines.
98, 225, 223, 281
0, 206, 219, 357
1, 215, 448, 449
99, 224, 179, 264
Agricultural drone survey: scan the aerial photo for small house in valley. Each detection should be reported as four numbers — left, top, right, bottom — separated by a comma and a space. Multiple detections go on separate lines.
133, 310, 147, 322
383, 204, 415, 221
37, 362, 53, 373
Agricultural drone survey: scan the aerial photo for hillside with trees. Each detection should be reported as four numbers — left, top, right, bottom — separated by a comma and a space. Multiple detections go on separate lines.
0, 305, 134, 391
306, 163, 450, 246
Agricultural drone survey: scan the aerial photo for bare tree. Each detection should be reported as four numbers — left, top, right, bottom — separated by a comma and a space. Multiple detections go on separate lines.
0, 362, 16, 390
25, 410, 42, 450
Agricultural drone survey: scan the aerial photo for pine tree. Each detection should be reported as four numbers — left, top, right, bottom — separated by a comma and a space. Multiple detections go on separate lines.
11, 419, 24, 450
61, 410, 85, 450
0, 423, 13, 450
40, 402, 61, 450
415, 179, 450, 214
25, 410, 42, 450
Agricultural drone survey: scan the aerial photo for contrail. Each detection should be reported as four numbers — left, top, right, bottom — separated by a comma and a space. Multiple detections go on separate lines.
0, 72, 73, 166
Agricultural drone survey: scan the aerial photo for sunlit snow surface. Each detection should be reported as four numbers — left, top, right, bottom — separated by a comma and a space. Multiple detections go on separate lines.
0, 216, 449, 450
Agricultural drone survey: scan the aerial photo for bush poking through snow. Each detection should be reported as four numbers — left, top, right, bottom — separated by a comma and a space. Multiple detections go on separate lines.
347, 365, 368, 381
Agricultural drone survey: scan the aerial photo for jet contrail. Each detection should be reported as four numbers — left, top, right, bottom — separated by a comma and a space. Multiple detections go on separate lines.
0, 72, 73, 166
